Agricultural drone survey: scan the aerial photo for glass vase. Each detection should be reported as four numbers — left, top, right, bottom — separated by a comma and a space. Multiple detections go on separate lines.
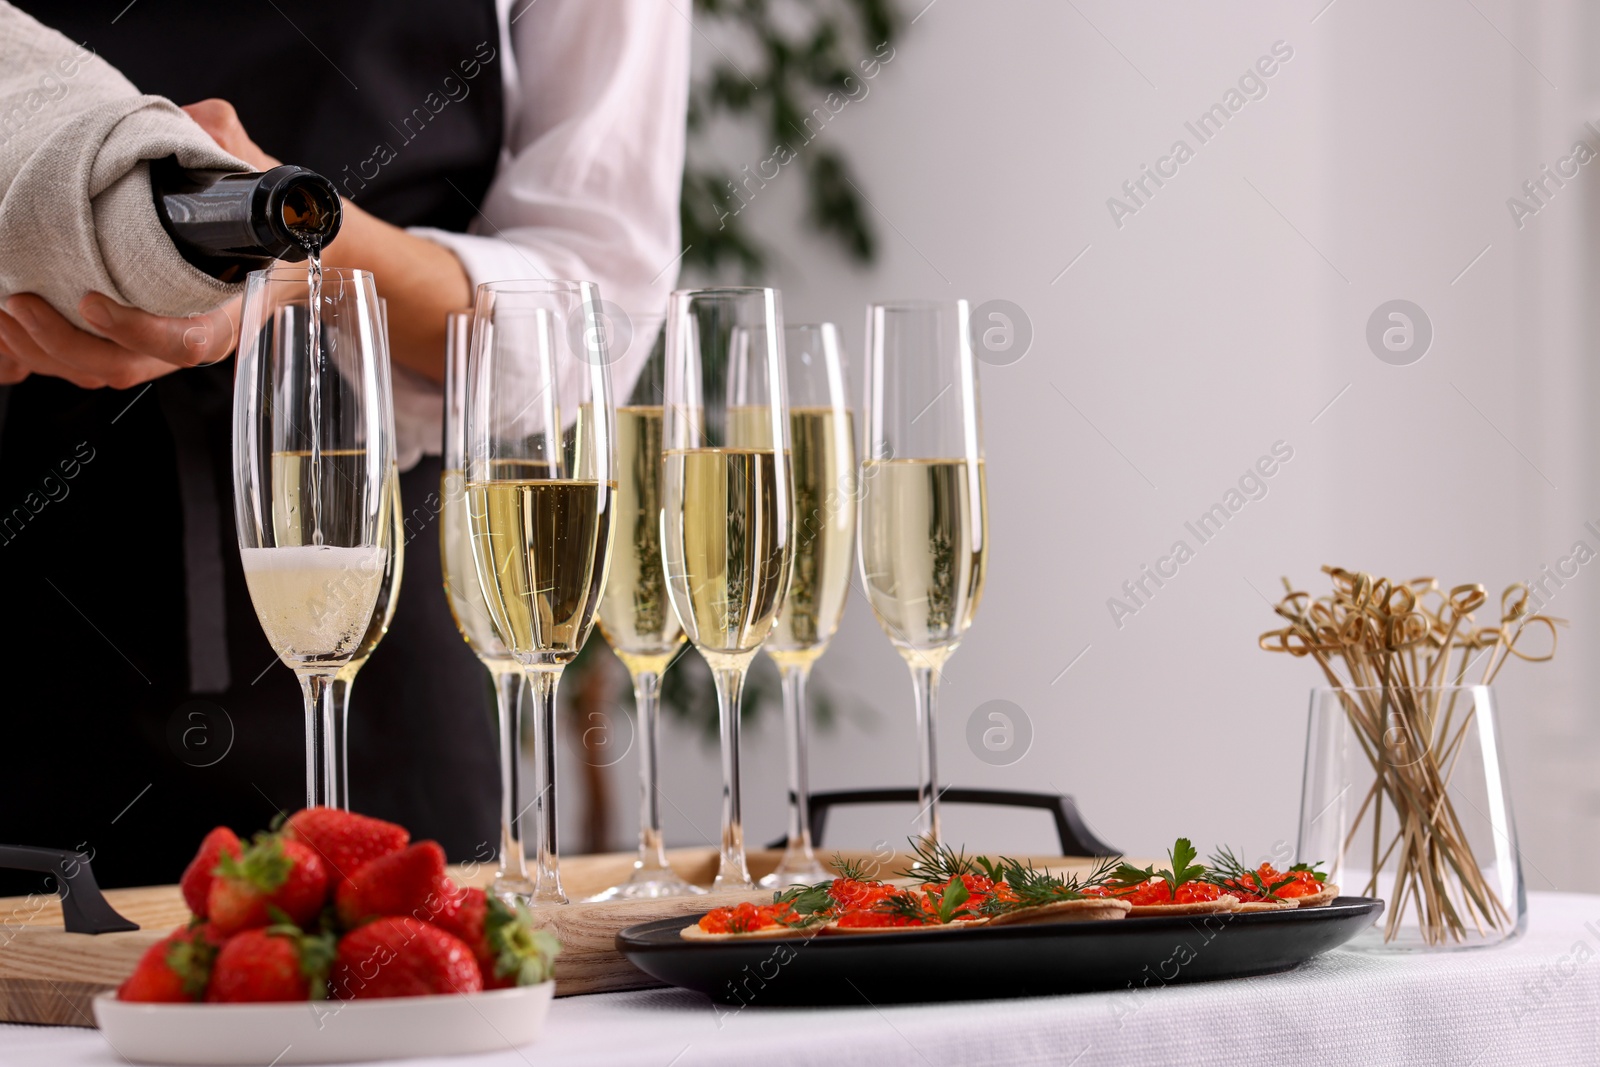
1297, 684, 1525, 951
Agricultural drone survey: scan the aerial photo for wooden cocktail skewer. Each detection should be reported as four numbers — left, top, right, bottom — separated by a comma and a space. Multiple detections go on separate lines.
1261, 568, 1557, 944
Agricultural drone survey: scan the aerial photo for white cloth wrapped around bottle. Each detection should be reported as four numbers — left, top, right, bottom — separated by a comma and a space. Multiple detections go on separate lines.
0, 1, 249, 329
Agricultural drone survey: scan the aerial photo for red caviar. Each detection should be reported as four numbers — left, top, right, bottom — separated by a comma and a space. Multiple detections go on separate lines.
697, 901, 794, 934
1087, 878, 1223, 906
827, 877, 897, 912
1216, 864, 1322, 902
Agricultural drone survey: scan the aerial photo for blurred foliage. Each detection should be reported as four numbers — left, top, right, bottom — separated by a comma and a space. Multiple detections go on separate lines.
682, 0, 902, 278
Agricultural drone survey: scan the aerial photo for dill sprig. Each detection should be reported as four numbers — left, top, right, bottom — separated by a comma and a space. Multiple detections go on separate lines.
1202, 846, 1296, 900
828, 853, 879, 882
977, 855, 1121, 916
895, 837, 978, 883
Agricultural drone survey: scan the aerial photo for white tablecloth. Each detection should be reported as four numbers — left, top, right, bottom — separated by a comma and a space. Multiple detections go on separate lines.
5, 891, 1599, 1067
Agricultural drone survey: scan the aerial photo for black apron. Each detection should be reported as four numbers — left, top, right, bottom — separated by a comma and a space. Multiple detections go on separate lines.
0, 0, 504, 892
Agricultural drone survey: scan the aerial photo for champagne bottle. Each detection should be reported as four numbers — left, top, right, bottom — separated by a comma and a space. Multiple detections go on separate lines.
149, 155, 342, 282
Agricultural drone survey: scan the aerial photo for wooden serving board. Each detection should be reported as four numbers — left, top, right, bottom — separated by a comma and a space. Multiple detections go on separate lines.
0, 847, 1099, 1027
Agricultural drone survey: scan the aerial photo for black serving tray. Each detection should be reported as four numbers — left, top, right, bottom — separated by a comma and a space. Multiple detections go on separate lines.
616, 897, 1382, 1005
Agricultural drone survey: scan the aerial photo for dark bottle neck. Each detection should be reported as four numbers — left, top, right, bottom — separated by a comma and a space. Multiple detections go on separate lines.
150, 157, 343, 283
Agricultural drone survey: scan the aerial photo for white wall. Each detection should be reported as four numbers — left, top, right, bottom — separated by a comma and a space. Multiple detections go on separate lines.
579, 0, 1600, 894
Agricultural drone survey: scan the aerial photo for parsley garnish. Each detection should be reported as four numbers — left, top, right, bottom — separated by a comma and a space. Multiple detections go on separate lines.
1107, 837, 1206, 893
1289, 861, 1327, 884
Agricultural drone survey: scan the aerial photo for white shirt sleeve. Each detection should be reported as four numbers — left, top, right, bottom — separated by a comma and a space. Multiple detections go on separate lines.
393, 0, 691, 471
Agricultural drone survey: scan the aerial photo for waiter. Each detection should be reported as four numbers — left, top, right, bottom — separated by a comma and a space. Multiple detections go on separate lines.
0, 0, 688, 891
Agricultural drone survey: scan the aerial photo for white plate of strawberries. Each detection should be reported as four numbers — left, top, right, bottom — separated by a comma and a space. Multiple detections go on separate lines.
93, 808, 558, 1065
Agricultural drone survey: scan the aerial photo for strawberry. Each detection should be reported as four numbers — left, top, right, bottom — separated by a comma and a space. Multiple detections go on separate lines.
284, 808, 408, 885
334, 841, 452, 928
180, 826, 241, 918
116, 924, 219, 1002
207, 926, 336, 1003
208, 835, 329, 936
432, 887, 559, 988
330, 917, 482, 999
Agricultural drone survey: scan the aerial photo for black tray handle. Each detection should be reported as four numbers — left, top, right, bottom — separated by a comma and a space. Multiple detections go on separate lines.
769, 788, 1119, 857
0, 845, 140, 934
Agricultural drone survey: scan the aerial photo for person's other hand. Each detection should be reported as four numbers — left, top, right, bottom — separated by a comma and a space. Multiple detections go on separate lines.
182, 99, 281, 171
0, 293, 240, 390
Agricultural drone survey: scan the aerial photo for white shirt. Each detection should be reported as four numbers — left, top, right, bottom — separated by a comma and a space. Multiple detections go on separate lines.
393, 0, 690, 471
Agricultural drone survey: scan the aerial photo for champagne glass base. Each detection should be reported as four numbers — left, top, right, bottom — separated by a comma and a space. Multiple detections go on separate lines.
758, 857, 833, 889
490, 874, 539, 905
529, 887, 570, 908
586, 866, 707, 902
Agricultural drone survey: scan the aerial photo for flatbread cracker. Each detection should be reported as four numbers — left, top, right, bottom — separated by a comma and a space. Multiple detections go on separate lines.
1292, 884, 1339, 907
821, 918, 989, 936
1235, 898, 1298, 913
679, 922, 816, 942
1126, 894, 1239, 917
984, 898, 1131, 927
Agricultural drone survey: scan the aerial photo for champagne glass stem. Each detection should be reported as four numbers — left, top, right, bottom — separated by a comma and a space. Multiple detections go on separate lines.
778, 663, 819, 870
526, 667, 568, 905
710, 657, 753, 890
909, 663, 942, 845
328, 672, 355, 810
297, 672, 337, 809
633, 670, 672, 873
491, 668, 534, 896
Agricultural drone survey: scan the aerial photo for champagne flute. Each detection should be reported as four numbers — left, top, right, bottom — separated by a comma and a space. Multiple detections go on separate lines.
591, 317, 706, 900
761, 323, 855, 887
858, 300, 987, 846
441, 309, 535, 900
326, 296, 404, 811
465, 281, 616, 906
233, 267, 394, 808
327, 472, 404, 810
662, 287, 794, 891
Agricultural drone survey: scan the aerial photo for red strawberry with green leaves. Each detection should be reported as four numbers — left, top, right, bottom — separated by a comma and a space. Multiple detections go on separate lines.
330, 917, 482, 999
284, 808, 408, 886
180, 826, 241, 919
433, 887, 559, 988
207, 925, 336, 1003
207, 834, 329, 936
334, 841, 452, 928
116, 924, 220, 1002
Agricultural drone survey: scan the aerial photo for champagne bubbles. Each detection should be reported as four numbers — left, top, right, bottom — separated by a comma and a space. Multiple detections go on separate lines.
966, 698, 1032, 767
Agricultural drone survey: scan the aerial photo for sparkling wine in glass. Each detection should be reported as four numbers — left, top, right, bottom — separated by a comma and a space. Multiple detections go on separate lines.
326, 297, 404, 811
327, 472, 404, 810
441, 309, 535, 900
759, 323, 855, 887
858, 300, 987, 846
591, 318, 706, 901
465, 282, 616, 906
233, 267, 394, 809
662, 288, 793, 891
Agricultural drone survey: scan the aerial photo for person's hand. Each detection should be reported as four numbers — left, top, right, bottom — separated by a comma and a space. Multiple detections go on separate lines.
0, 293, 240, 390
181, 99, 281, 171
0, 98, 270, 390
